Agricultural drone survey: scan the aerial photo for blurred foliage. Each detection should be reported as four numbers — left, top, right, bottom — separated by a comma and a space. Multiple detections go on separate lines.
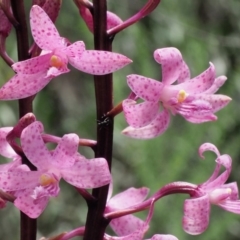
0, 0, 240, 239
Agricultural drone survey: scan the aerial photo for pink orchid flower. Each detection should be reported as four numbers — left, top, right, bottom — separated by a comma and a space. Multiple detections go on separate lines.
183, 143, 240, 235
0, 121, 111, 218
104, 197, 178, 240
0, 5, 131, 100
122, 47, 231, 139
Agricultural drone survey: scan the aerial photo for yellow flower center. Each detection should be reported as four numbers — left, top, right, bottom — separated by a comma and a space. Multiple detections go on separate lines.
39, 174, 56, 186
177, 90, 188, 103
50, 55, 63, 68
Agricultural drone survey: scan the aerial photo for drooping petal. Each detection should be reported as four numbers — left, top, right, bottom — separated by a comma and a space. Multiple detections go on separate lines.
0, 171, 41, 191
14, 187, 49, 218
182, 195, 210, 235
122, 110, 170, 139
203, 76, 227, 94
107, 187, 149, 210
154, 48, 186, 85
217, 200, 240, 214
198, 142, 220, 158
175, 63, 215, 94
149, 234, 179, 240
12, 53, 52, 74
69, 50, 132, 75
52, 133, 79, 168
123, 100, 159, 128
110, 215, 145, 236
0, 72, 53, 100
197, 94, 232, 113
62, 158, 111, 188
21, 121, 52, 169
0, 127, 17, 158
30, 5, 64, 50
127, 75, 163, 102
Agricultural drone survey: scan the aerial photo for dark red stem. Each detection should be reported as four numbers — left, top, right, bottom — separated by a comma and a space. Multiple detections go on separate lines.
10, 0, 36, 239
83, 1, 113, 239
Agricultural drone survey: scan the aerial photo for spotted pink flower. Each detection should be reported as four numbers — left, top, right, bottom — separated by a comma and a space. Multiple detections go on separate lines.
183, 143, 240, 235
122, 47, 231, 139
0, 5, 131, 100
0, 121, 111, 218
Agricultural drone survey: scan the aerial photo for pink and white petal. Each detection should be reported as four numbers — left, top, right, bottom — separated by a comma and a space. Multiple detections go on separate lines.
66, 41, 86, 60
107, 187, 149, 210
110, 215, 145, 236
183, 114, 217, 124
177, 60, 190, 83
149, 234, 179, 240
175, 63, 215, 94
69, 50, 132, 75
221, 182, 239, 200
0, 127, 17, 158
62, 158, 111, 188
14, 188, 49, 218
217, 200, 240, 214
153, 48, 185, 85
203, 76, 227, 94
12, 53, 52, 74
46, 65, 69, 77
0, 171, 41, 191
52, 133, 79, 168
123, 100, 159, 128
21, 121, 52, 169
198, 94, 232, 113
0, 71, 53, 100
122, 110, 170, 139
198, 143, 220, 159
0, 159, 22, 171
30, 5, 63, 50
182, 195, 210, 235
127, 75, 163, 102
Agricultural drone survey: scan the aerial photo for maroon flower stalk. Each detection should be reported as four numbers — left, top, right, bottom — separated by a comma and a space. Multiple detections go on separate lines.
10, 0, 36, 239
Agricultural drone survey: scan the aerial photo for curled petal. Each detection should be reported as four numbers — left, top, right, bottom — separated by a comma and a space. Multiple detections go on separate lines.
123, 100, 159, 128
198, 143, 220, 158
14, 188, 49, 218
52, 133, 80, 168
175, 63, 215, 94
154, 48, 185, 85
127, 75, 163, 102
69, 50, 132, 75
62, 158, 111, 188
30, 5, 64, 50
21, 121, 52, 169
107, 187, 149, 210
122, 110, 170, 139
203, 76, 227, 94
182, 195, 210, 235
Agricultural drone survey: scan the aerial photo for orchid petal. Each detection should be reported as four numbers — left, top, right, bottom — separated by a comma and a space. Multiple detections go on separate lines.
0, 127, 17, 158
41, 0, 62, 23
21, 121, 52, 169
12, 53, 51, 74
14, 188, 49, 218
62, 158, 111, 188
0, 159, 22, 171
199, 143, 221, 158
203, 76, 227, 94
154, 48, 185, 85
0, 171, 41, 191
0, 72, 53, 100
175, 63, 215, 94
127, 75, 163, 102
221, 182, 239, 200
66, 41, 86, 61
30, 5, 64, 50
197, 94, 232, 113
218, 200, 240, 214
182, 195, 210, 235
149, 234, 179, 240
107, 187, 149, 209
123, 100, 159, 128
177, 61, 190, 83
110, 215, 145, 236
52, 133, 79, 168
122, 110, 170, 139
69, 50, 132, 75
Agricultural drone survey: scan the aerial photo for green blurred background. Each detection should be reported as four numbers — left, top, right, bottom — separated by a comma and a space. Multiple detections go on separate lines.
1, 0, 240, 239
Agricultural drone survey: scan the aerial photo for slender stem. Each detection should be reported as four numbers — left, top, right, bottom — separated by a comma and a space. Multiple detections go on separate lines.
10, 0, 36, 239
83, 1, 113, 239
